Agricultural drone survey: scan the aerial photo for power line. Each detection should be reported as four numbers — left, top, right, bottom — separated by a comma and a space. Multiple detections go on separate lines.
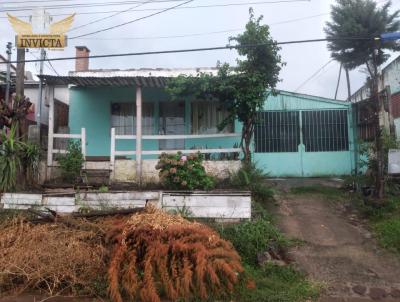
0, 0, 311, 12
0, 0, 186, 12
295, 60, 334, 92
0, 3, 318, 19
0, 0, 73, 4
74, 13, 328, 41
28, 50, 60, 76
68, 0, 155, 32
70, 0, 310, 33
0, 37, 375, 65
46, 57, 60, 76
69, 0, 195, 39
69, 0, 313, 39
5, 0, 391, 17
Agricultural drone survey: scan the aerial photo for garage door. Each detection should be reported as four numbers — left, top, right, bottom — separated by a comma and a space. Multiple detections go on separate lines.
254, 109, 352, 177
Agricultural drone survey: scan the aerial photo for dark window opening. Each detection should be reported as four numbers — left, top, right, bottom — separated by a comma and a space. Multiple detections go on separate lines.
255, 111, 300, 153
302, 110, 349, 152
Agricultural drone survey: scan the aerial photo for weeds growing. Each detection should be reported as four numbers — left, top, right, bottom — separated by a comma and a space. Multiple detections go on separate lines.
235, 264, 320, 302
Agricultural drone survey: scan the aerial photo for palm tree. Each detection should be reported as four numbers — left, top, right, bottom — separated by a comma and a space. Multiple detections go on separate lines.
325, 0, 400, 198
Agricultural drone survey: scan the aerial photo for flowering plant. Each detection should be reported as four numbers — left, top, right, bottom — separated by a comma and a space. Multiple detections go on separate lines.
156, 152, 215, 190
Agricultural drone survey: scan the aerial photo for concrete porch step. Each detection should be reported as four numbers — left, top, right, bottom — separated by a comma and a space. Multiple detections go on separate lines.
82, 169, 111, 185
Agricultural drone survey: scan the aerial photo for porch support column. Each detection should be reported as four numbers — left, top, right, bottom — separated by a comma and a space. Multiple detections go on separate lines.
136, 85, 143, 185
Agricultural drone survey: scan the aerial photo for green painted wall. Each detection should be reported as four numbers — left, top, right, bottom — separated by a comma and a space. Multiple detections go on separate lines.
68, 87, 355, 177
68, 86, 242, 159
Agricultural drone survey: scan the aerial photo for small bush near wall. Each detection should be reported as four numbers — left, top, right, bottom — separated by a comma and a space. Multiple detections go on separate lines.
156, 152, 215, 190
231, 162, 274, 202
58, 141, 84, 183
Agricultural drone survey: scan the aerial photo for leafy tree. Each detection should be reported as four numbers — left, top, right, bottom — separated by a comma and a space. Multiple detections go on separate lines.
167, 9, 283, 163
325, 0, 400, 198
325, 0, 400, 74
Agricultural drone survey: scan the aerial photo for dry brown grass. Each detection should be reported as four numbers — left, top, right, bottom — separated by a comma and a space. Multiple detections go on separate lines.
0, 216, 107, 297
108, 207, 244, 302
0, 208, 244, 302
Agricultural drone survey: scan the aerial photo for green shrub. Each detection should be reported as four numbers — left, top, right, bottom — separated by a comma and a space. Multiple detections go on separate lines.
235, 264, 320, 302
231, 162, 274, 202
58, 141, 84, 183
98, 185, 109, 193
0, 126, 22, 191
0, 126, 40, 192
21, 142, 40, 184
156, 152, 215, 190
216, 217, 288, 266
374, 217, 400, 253
357, 197, 400, 220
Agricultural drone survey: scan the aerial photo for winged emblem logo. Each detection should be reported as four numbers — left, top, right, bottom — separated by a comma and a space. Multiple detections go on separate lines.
8, 13, 75, 49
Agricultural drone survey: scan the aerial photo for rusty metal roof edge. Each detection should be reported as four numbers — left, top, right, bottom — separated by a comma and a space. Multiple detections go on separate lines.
38, 74, 171, 88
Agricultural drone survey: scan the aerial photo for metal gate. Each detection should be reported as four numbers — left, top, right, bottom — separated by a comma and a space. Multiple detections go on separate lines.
254, 109, 352, 177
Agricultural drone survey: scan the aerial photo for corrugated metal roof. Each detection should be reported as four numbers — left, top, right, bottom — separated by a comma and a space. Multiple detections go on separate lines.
40, 68, 219, 88
68, 67, 218, 78
38, 75, 169, 87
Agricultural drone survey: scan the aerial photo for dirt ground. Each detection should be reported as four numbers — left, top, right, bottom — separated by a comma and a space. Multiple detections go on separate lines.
272, 180, 400, 301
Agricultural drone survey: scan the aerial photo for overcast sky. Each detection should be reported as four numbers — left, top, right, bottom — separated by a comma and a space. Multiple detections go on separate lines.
1, 0, 399, 100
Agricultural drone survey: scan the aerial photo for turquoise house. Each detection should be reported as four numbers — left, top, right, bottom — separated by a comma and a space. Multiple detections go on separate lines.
42, 68, 355, 179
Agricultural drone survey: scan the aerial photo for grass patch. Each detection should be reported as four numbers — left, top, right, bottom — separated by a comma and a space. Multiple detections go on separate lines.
216, 217, 289, 266
357, 196, 400, 221
290, 186, 345, 200
374, 217, 400, 253
235, 264, 320, 302
353, 195, 400, 254
213, 201, 320, 301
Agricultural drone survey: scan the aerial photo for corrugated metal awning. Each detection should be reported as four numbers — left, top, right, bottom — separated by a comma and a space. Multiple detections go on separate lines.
38, 75, 169, 88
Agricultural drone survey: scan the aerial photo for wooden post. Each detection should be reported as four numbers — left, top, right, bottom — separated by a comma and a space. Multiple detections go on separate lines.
16, 48, 26, 138
136, 86, 143, 185
5, 42, 12, 105
15, 48, 25, 98
81, 128, 86, 169
110, 127, 115, 171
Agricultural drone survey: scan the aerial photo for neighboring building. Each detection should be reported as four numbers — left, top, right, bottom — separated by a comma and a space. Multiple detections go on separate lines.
0, 52, 69, 143
24, 80, 69, 128
42, 46, 356, 182
0, 54, 17, 101
350, 55, 400, 140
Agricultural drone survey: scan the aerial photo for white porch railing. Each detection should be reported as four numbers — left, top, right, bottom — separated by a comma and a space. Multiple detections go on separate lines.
110, 127, 241, 171
47, 128, 86, 166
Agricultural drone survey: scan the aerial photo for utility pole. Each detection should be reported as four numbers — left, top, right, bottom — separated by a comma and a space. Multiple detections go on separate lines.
334, 63, 342, 100
345, 68, 351, 101
36, 48, 45, 142
5, 42, 12, 105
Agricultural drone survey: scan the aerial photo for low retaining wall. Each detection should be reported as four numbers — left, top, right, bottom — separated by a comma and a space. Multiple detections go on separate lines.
112, 160, 242, 183
161, 191, 251, 219
1, 190, 251, 219
45, 160, 242, 183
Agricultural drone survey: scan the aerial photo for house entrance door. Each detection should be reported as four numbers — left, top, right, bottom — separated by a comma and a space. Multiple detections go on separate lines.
159, 102, 185, 150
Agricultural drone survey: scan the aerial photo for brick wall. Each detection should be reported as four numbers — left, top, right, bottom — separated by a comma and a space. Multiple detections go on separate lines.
75, 46, 90, 72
